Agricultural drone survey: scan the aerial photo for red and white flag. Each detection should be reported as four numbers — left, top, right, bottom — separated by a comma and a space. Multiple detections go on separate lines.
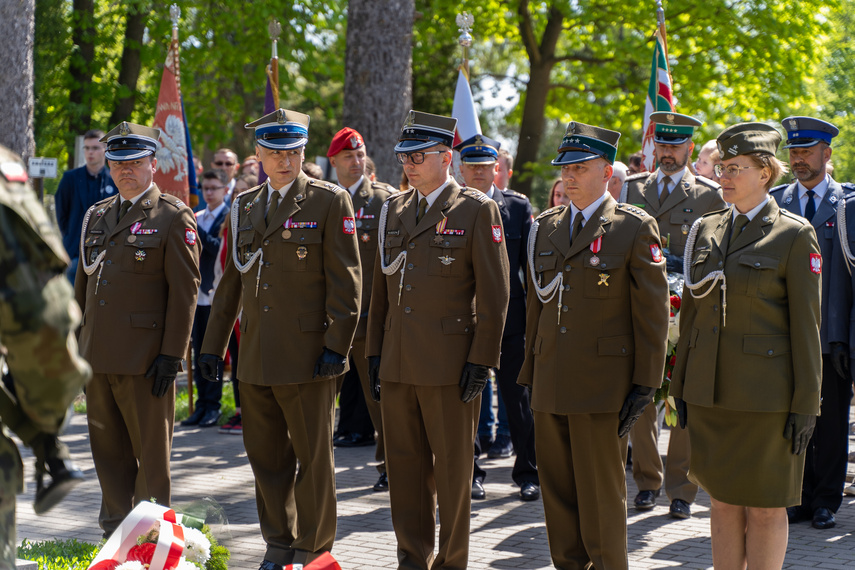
153, 33, 190, 205
451, 67, 481, 147
641, 30, 675, 172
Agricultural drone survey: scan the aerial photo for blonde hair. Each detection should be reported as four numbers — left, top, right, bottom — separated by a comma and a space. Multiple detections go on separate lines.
745, 152, 788, 191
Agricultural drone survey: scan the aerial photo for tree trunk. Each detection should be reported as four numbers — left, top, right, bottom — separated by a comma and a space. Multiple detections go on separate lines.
514, 59, 555, 197
109, 4, 148, 126
0, 0, 36, 161
342, 0, 415, 188
68, 0, 96, 156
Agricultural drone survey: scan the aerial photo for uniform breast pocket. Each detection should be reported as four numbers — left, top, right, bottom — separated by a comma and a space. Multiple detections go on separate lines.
690, 249, 712, 282
428, 235, 468, 276
669, 211, 698, 248
236, 230, 257, 264
122, 236, 163, 273
584, 255, 623, 298
533, 255, 558, 289
384, 235, 404, 266
358, 222, 378, 254
83, 234, 106, 264
281, 231, 323, 272
737, 253, 781, 297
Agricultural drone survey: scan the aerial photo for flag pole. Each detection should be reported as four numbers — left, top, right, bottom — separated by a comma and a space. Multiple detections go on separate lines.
456, 12, 474, 76
268, 20, 281, 109
656, 0, 668, 58
169, 4, 181, 92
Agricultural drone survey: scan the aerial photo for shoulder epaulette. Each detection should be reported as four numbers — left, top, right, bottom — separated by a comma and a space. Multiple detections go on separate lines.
506, 189, 528, 200
625, 172, 649, 182
779, 208, 810, 225
387, 187, 414, 203
616, 203, 648, 219
159, 194, 186, 209
371, 181, 396, 194
841, 182, 855, 193
462, 188, 489, 203
307, 178, 341, 193
694, 175, 721, 189
769, 183, 789, 194
535, 205, 565, 220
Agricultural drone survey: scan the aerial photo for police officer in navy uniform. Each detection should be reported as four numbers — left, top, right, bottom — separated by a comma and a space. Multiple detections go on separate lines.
454, 134, 539, 502
773, 117, 852, 530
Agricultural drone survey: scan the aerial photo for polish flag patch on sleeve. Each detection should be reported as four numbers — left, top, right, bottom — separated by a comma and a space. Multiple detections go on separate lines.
650, 243, 664, 263
810, 253, 822, 274
343, 217, 356, 234
184, 228, 197, 245
491, 225, 503, 243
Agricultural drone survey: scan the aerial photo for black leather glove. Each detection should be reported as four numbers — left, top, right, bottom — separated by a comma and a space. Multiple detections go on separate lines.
198, 353, 224, 383
784, 412, 816, 455
145, 354, 182, 398
617, 385, 655, 437
665, 252, 684, 274
368, 356, 381, 402
313, 347, 347, 378
830, 342, 850, 379
674, 397, 688, 429
459, 363, 491, 403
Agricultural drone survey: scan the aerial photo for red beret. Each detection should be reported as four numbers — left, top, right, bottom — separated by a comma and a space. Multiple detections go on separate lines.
327, 127, 364, 157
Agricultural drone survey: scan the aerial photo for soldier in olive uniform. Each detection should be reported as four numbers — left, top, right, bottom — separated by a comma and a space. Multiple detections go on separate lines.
0, 144, 91, 565
327, 127, 393, 492
519, 121, 669, 570
621, 112, 725, 519
366, 111, 510, 570
199, 109, 361, 570
772, 117, 851, 530
75, 122, 201, 536
672, 122, 821, 569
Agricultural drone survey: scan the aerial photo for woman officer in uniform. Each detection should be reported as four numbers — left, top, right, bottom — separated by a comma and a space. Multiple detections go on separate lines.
672, 122, 821, 569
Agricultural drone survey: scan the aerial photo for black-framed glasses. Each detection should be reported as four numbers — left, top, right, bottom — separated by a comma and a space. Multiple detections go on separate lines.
714, 164, 762, 177
396, 151, 444, 165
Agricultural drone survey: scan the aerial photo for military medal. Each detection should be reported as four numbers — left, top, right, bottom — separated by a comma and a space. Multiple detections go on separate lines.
361, 233, 371, 243
282, 230, 292, 239
435, 217, 448, 242
245, 201, 255, 214
439, 255, 455, 266
297, 246, 308, 260
433, 235, 444, 245
589, 236, 602, 266
681, 224, 689, 235
135, 250, 146, 262
128, 235, 137, 243
95, 207, 106, 217
598, 273, 610, 286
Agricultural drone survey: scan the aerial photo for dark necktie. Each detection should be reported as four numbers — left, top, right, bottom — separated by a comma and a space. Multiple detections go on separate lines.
117, 200, 132, 222
416, 197, 428, 223
266, 192, 281, 226
570, 212, 584, 244
729, 214, 749, 252
659, 176, 672, 207
804, 190, 816, 221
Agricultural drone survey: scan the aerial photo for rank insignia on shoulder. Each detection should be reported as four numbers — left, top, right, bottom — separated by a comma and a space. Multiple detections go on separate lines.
185, 228, 197, 245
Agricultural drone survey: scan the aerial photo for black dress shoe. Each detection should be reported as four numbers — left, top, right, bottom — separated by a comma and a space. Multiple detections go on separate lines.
812, 507, 836, 529
787, 505, 810, 524
519, 482, 540, 501
472, 479, 486, 500
669, 499, 691, 519
373, 472, 389, 492
259, 560, 283, 570
181, 407, 206, 426
633, 489, 659, 511
333, 432, 376, 447
34, 458, 85, 515
199, 409, 221, 427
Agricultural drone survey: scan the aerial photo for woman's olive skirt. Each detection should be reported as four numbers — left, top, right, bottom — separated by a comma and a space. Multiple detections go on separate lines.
687, 404, 805, 508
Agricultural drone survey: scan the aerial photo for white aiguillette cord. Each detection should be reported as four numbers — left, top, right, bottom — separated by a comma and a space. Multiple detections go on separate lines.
682, 216, 727, 326
79, 199, 117, 295
838, 198, 855, 276
527, 217, 564, 325
378, 200, 407, 305
230, 189, 264, 296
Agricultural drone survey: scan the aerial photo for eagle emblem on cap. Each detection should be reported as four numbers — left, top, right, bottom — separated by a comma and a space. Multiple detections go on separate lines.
276, 109, 286, 124
404, 111, 415, 127
349, 136, 359, 148
119, 122, 131, 136
666, 114, 675, 124
568, 122, 577, 133
475, 134, 483, 144
789, 119, 798, 130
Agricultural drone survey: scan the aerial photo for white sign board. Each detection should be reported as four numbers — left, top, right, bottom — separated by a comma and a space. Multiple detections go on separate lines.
28, 157, 58, 179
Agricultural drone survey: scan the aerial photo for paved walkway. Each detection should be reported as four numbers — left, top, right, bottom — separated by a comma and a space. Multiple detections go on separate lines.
14, 407, 855, 569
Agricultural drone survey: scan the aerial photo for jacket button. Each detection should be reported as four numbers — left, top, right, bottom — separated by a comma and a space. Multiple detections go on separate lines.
263, 306, 270, 312
754, 262, 761, 268
264, 239, 269, 246
151, 322, 157, 328
564, 265, 571, 272
98, 300, 105, 306
445, 241, 450, 247
464, 327, 469, 332
562, 305, 569, 312
405, 284, 412, 291
106, 259, 112, 265
262, 283, 269, 290
407, 263, 414, 270
409, 242, 415, 249
713, 326, 718, 333
101, 280, 107, 285
109, 241, 115, 246
621, 347, 627, 354
718, 261, 723, 268
404, 307, 412, 314
265, 262, 271, 267
713, 304, 719, 311
538, 264, 544, 270
559, 327, 567, 334
563, 285, 570, 291
767, 349, 774, 355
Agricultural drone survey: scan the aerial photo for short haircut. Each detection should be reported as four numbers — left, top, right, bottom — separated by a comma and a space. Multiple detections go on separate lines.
745, 152, 789, 191
699, 140, 718, 155
202, 170, 229, 185
214, 148, 237, 159
628, 151, 644, 168
237, 173, 258, 187
611, 161, 628, 183
302, 162, 324, 180
84, 129, 105, 140
498, 149, 514, 170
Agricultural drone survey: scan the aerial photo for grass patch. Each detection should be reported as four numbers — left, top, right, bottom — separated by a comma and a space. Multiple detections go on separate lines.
17, 538, 98, 568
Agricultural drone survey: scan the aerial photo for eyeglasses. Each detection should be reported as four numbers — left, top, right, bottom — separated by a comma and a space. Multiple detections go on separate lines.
396, 151, 444, 165
714, 164, 762, 178
214, 161, 236, 167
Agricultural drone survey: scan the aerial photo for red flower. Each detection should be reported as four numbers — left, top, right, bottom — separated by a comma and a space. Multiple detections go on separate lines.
669, 355, 677, 366
90, 562, 121, 570
127, 543, 156, 563
670, 295, 681, 310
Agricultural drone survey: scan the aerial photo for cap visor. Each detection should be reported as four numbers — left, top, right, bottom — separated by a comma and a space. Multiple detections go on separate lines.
551, 150, 600, 166
257, 138, 307, 151
394, 140, 441, 152
653, 135, 691, 145
106, 148, 154, 161
783, 139, 822, 149
460, 155, 498, 164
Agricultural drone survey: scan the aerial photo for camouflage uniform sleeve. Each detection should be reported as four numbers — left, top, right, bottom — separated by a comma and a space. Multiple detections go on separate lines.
0, 198, 91, 434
